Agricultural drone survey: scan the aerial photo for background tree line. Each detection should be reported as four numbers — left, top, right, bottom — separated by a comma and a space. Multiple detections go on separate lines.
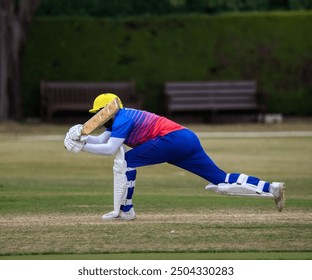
0, 0, 311, 121
37, 0, 312, 17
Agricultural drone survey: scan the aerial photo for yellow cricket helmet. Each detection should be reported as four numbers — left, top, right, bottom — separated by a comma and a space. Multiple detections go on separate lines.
89, 93, 123, 113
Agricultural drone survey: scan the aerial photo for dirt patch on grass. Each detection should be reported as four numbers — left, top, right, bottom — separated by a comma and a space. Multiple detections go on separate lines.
139, 209, 312, 224
1, 208, 311, 226
1, 209, 311, 256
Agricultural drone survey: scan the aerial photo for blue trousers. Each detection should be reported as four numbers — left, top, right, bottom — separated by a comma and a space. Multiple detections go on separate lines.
125, 129, 226, 184
125, 128, 270, 190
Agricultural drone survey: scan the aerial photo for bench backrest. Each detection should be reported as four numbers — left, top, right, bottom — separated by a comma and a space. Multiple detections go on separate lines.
164, 80, 259, 112
40, 80, 138, 107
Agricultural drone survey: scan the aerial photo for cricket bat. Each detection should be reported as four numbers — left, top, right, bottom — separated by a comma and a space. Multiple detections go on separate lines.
81, 97, 121, 135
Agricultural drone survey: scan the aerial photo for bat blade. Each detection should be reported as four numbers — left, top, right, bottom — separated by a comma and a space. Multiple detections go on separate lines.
81, 97, 121, 135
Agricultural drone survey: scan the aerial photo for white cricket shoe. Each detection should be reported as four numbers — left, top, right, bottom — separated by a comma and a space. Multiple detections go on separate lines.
101, 208, 136, 221
269, 182, 286, 212
119, 208, 136, 220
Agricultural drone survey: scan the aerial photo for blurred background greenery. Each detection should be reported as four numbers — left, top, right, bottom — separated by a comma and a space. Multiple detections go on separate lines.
1, 0, 312, 120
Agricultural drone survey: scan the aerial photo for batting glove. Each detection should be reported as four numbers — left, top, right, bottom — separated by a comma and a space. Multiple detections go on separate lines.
68, 124, 83, 141
64, 133, 85, 153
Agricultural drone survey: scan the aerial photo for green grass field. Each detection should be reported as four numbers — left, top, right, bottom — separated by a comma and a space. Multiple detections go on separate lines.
0, 120, 311, 260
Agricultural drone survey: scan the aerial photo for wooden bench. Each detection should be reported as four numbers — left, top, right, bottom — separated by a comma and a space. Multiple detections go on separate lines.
40, 80, 139, 121
164, 80, 265, 122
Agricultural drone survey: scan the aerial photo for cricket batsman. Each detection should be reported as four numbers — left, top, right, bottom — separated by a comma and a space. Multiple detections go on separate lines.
64, 93, 286, 220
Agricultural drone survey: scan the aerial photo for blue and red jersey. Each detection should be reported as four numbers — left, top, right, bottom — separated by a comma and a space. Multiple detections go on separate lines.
107, 108, 184, 147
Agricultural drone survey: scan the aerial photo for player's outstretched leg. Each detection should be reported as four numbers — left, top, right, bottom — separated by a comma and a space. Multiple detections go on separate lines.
205, 173, 286, 212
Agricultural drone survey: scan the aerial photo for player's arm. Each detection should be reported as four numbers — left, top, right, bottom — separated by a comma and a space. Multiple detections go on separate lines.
83, 137, 125, 156
82, 130, 111, 144
65, 128, 116, 153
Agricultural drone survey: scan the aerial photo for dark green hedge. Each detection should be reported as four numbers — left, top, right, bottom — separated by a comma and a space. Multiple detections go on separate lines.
22, 11, 312, 117
36, 0, 312, 17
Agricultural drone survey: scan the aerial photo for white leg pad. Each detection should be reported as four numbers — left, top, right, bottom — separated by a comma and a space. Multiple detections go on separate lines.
205, 183, 274, 198
103, 145, 128, 219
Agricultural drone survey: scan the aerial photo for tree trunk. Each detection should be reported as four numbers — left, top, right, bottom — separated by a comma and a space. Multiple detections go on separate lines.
0, 0, 40, 121
0, 0, 10, 120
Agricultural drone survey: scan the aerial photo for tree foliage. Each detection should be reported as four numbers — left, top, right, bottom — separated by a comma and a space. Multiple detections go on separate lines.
36, 0, 311, 17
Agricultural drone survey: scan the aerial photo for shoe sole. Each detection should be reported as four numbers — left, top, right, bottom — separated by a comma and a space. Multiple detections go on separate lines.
119, 216, 136, 221
275, 182, 286, 212
102, 216, 136, 221
119, 213, 136, 220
